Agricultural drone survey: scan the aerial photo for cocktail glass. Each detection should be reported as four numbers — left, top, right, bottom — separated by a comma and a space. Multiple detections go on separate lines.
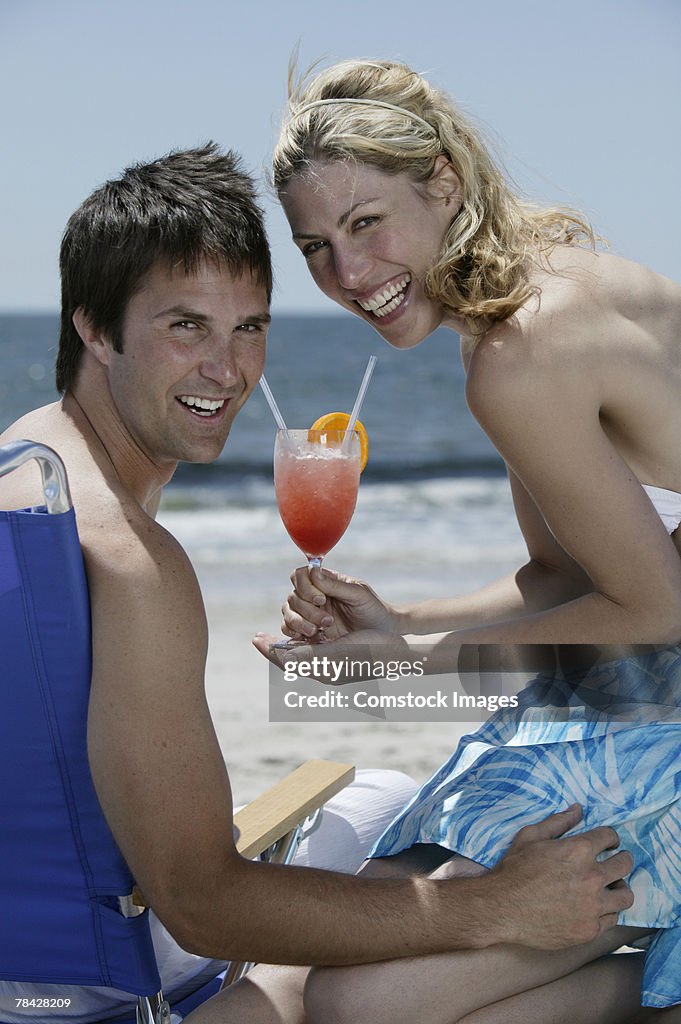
274, 427, 361, 645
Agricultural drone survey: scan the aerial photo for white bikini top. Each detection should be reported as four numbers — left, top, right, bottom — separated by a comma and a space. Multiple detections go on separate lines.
642, 484, 681, 535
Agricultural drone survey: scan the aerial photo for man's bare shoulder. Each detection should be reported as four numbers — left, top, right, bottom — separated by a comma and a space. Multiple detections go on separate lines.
0, 402, 205, 648
65, 462, 206, 650
0, 403, 64, 508
83, 494, 197, 589
86, 508, 209, 695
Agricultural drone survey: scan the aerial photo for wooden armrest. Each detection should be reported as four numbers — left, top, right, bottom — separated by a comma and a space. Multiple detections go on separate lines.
233, 759, 355, 859
132, 759, 355, 906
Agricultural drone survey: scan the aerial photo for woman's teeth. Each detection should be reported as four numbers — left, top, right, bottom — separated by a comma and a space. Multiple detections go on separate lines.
358, 275, 411, 318
178, 396, 225, 417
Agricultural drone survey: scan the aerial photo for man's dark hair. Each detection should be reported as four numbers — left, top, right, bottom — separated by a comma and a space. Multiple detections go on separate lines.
56, 143, 272, 393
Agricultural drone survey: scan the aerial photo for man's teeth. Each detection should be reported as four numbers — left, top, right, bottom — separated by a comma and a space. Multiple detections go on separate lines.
178, 396, 225, 417
358, 275, 411, 317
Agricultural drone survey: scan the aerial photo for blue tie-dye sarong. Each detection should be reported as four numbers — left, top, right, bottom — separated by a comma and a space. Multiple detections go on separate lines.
369, 646, 681, 1008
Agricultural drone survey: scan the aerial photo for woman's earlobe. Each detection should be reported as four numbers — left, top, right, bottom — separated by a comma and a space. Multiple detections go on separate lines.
428, 157, 462, 207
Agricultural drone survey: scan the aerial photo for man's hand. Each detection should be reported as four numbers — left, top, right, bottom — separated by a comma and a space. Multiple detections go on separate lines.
279, 566, 399, 643
487, 805, 634, 949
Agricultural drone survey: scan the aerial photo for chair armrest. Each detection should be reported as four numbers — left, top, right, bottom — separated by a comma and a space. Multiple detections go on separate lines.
233, 759, 355, 858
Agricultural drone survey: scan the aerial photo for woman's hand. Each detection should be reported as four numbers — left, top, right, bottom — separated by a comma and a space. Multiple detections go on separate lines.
279, 566, 400, 643
252, 626, 413, 679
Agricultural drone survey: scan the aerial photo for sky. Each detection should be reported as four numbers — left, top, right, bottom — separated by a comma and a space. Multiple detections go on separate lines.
0, 0, 679, 313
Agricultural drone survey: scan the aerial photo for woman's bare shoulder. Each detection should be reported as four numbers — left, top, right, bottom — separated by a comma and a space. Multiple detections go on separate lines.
527, 247, 681, 331
468, 246, 680, 380
464, 258, 607, 418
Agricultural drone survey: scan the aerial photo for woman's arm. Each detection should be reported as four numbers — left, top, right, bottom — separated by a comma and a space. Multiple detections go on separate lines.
451, 325, 681, 645
404, 469, 595, 632
278, 469, 595, 641
277, 318, 681, 652
400, 562, 587, 633
277, 309, 681, 647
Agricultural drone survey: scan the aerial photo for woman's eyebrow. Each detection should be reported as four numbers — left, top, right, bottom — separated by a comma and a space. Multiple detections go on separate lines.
292, 198, 380, 239
337, 197, 379, 227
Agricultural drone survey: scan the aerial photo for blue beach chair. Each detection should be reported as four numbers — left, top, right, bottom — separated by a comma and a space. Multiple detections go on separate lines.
0, 440, 353, 1023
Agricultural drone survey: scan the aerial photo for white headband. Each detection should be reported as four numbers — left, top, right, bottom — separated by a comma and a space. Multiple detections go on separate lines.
291, 97, 437, 136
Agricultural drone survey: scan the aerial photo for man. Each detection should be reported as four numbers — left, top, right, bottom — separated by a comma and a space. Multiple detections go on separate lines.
0, 144, 633, 1022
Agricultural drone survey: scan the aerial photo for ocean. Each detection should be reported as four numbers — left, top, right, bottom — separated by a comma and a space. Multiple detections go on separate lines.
1, 311, 506, 474
0, 310, 525, 595
0, 312, 526, 796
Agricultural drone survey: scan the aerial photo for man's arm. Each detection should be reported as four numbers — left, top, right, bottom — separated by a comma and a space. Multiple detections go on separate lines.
87, 522, 632, 965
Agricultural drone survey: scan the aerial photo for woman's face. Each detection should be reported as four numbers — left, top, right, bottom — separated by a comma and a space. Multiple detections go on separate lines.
280, 160, 460, 349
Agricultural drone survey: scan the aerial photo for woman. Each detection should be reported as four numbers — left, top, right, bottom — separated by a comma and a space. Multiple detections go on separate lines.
248, 58, 681, 1022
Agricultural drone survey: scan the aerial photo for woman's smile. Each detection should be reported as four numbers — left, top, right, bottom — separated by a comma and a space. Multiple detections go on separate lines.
354, 273, 412, 319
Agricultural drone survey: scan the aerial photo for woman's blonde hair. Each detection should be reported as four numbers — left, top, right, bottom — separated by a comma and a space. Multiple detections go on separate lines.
273, 59, 596, 334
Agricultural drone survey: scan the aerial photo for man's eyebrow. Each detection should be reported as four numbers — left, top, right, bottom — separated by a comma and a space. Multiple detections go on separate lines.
154, 306, 271, 325
155, 306, 210, 321
241, 312, 272, 326
292, 198, 379, 239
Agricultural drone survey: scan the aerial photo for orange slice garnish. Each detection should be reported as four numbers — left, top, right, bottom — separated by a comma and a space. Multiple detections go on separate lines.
309, 412, 369, 472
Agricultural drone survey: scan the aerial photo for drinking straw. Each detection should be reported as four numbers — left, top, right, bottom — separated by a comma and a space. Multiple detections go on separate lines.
259, 375, 288, 431
344, 355, 377, 447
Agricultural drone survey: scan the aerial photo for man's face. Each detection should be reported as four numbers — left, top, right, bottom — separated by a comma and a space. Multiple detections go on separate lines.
106, 259, 270, 469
